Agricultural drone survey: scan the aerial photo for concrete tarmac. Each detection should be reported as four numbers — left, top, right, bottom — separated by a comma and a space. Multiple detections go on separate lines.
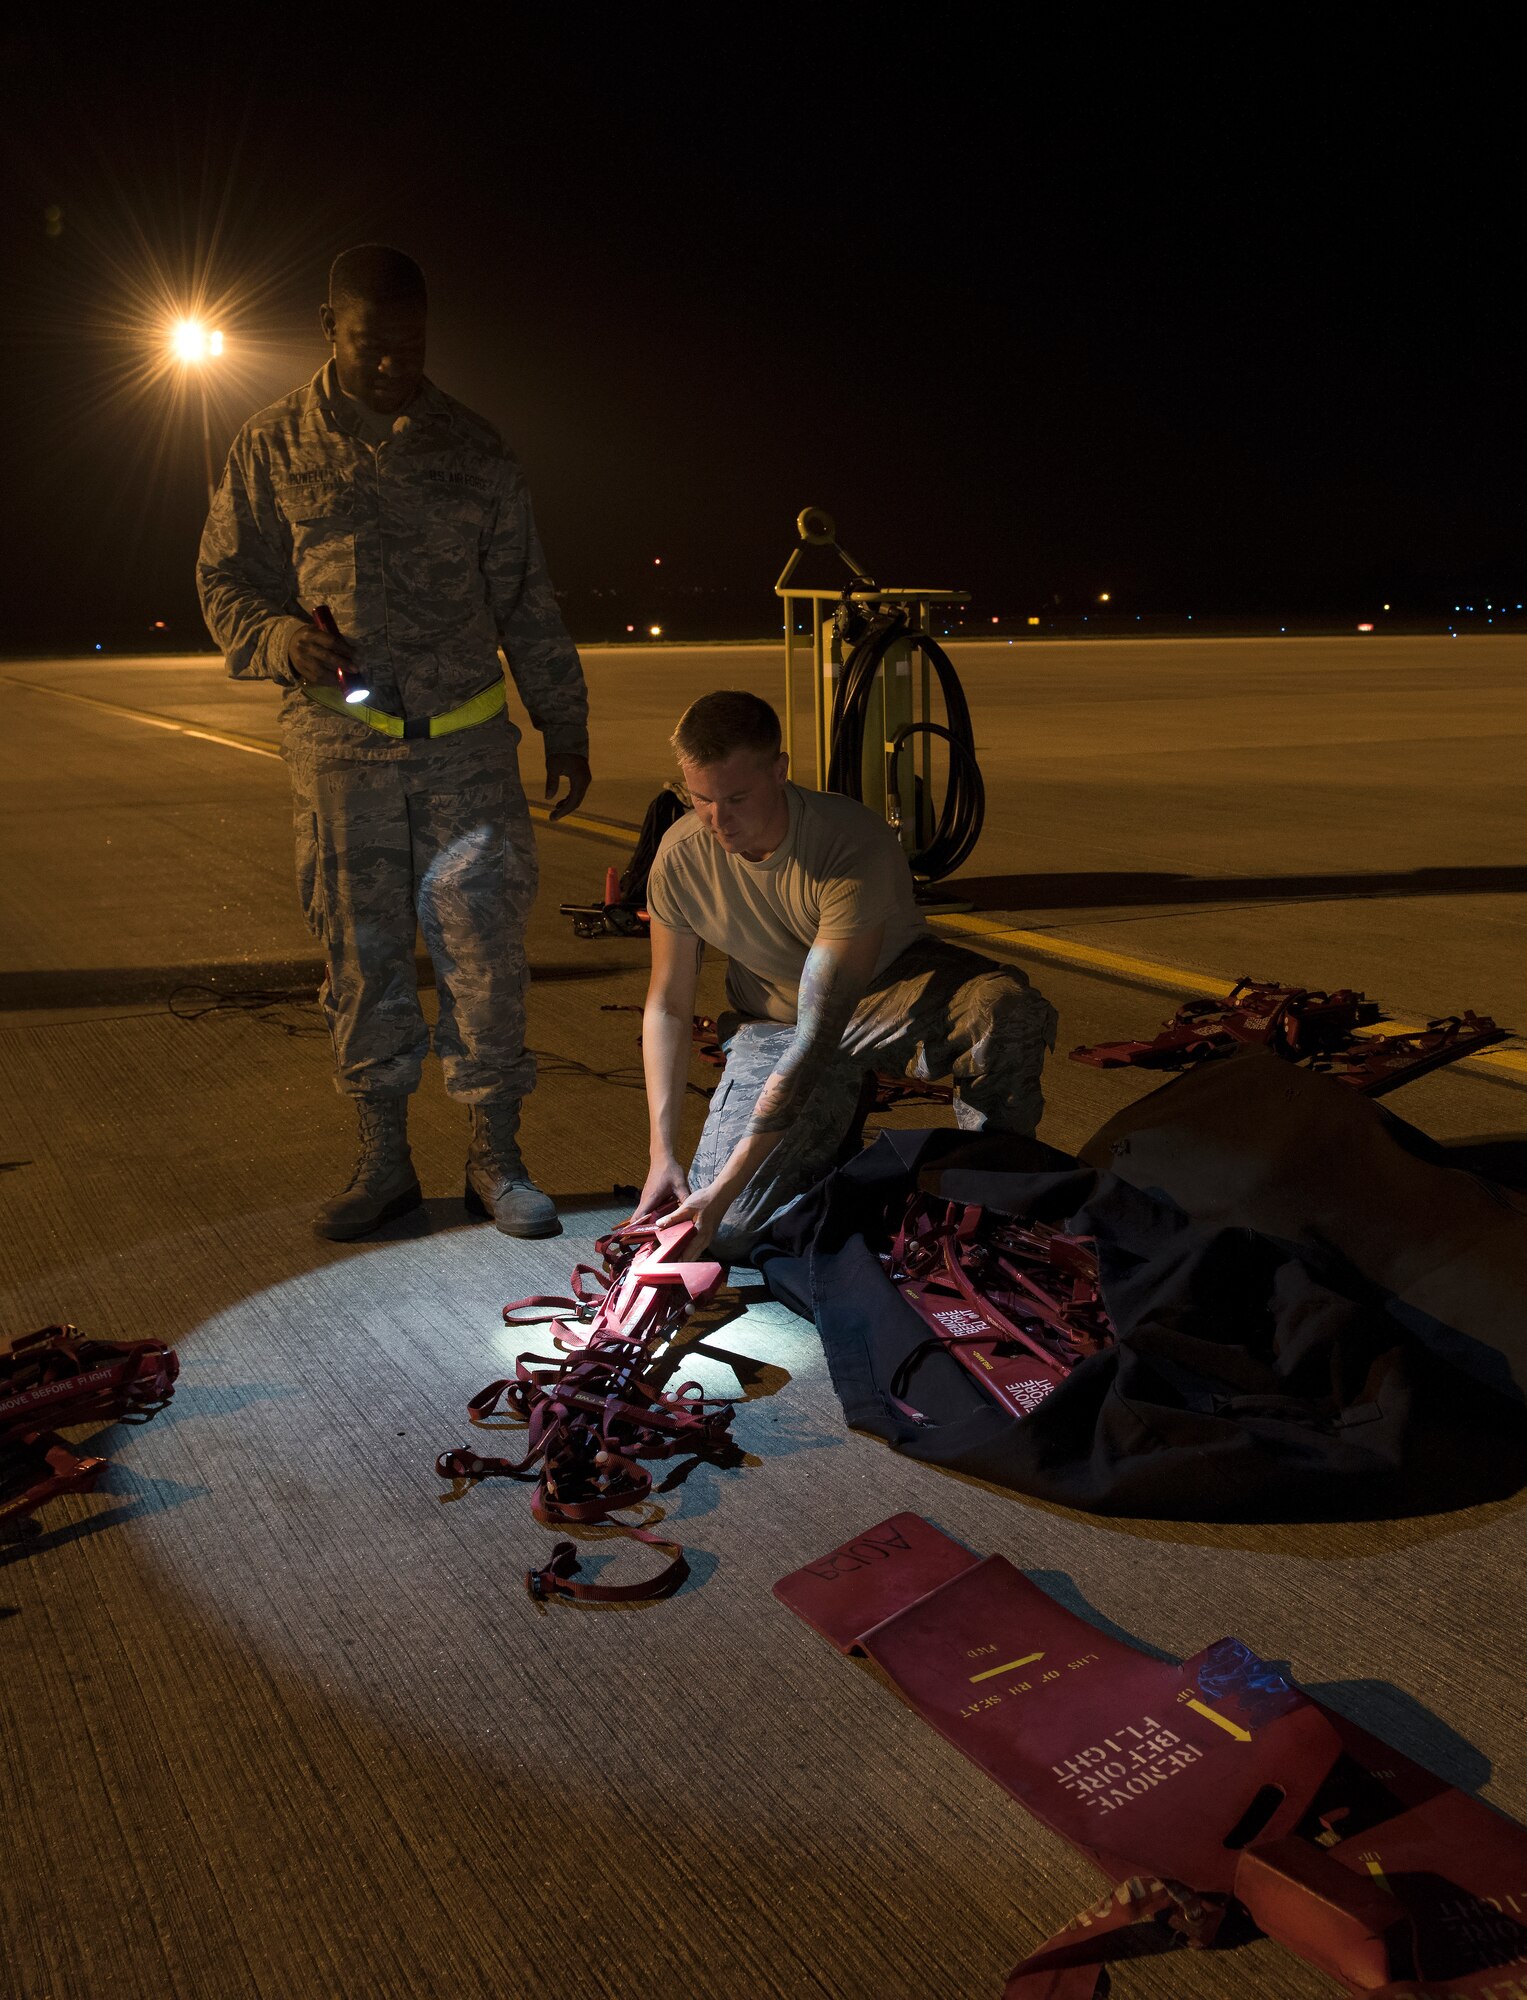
5, 632, 1523, 1032
1, 639, 1525, 2000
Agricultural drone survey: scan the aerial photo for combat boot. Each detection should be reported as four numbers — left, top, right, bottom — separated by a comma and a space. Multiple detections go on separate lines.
464, 1102, 560, 1238
312, 1096, 423, 1241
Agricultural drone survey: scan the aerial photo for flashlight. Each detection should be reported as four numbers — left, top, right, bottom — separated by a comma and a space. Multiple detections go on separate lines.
312, 604, 370, 705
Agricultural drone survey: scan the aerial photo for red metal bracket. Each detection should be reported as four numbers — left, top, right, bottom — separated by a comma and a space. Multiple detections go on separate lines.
2, 1324, 178, 1523
1071, 977, 1504, 1096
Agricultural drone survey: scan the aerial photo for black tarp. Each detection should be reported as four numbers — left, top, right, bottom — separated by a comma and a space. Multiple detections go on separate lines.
754, 1051, 1527, 1519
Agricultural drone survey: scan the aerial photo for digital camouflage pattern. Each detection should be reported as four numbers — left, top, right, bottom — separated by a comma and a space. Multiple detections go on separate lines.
290, 718, 538, 1102
690, 936, 1058, 1257
197, 361, 585, 1104
197, 360, 588, 757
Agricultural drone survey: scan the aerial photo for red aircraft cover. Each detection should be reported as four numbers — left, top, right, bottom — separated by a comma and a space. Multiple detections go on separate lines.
776, 1515, 1527, 1997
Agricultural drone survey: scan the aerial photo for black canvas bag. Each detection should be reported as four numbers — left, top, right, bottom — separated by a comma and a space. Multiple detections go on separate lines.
754, 1054, 1526, 1519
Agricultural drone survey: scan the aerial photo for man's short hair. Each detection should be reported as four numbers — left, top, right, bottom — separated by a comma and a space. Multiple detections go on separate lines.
328, 245, 428, 313
671, 690, 782, 766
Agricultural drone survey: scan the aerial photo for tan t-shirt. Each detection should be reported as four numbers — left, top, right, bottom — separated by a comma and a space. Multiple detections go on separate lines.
646, 783, 930, 1022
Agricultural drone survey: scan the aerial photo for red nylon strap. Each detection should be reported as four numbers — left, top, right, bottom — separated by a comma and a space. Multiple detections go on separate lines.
2, 1326, 179, 1523
1070, 979, 1380, 1071
1309, 1011, 1506, 1092
439, 1215, 732, 1605
525, 1530, 691, 1605
1068, 977, 1503, 1096
0, 1440, 108, 1524
887, 1199, 1115, 1422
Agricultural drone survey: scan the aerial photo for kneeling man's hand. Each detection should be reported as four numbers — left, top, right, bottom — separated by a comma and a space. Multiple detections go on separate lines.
654, 1183, 729, 1261
633, 1157, 690, 1225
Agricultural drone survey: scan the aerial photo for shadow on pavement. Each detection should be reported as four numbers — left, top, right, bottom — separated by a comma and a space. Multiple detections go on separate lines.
1025, 1568, 1495, 1792
1304, 1676, 1494, 1793
0, 957, 614, 1012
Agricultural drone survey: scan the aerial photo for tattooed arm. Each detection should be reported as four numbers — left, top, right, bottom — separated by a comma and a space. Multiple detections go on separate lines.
747, 929, 883, 1135
669, 925, 884, 1251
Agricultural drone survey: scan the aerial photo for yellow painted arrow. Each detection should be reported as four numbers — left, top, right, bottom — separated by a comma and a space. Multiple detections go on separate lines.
969, 1652, 1044, 1684
1184, 1697, 1252, 1742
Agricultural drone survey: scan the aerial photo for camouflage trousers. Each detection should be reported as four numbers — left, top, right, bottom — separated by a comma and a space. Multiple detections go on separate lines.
286, 714, 537, 1104
689, 935, 1058, 1259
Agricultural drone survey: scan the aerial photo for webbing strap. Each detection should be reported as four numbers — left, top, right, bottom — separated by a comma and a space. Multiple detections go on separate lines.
887, 1198, 1114, 1423
302, 677, 506, 739
526, 1532, 691, 1605
438, 1216, 734, 1604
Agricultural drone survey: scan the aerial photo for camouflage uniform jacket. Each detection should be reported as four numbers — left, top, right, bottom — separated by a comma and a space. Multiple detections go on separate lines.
196, 361, 588, 759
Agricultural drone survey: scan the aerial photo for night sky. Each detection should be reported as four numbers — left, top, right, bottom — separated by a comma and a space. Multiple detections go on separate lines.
2, 10, 1521, 649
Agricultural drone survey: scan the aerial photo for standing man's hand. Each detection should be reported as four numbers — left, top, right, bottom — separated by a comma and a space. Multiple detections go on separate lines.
286, 623, 353, 686
545, 753, 592, 821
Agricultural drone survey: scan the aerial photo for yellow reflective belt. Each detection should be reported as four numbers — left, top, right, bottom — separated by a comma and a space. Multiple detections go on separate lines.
302, 678, 506, 739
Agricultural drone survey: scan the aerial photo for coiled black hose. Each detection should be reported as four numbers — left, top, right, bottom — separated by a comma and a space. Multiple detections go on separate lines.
826, 612, 986, 881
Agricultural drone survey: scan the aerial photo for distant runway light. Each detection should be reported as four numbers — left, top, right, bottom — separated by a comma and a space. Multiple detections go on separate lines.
626, 623, 635, 633
653, 557, 662, 566
649, 624, 662, 637
1357, 622, 1374, 632
1382, 602, 1391, 611
152, 619, 166, 629
1098, 591, 1111, 603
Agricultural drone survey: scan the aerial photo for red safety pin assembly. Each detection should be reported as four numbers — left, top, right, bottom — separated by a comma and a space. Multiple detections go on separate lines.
1071, 976, 1505, 1096
1, 1323, 179, 1524
437, 1215, 737, 1604
886, 1198, 1115, 1421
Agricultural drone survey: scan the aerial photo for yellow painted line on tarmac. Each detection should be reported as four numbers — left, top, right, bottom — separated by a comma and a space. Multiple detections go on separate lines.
0, 672, 281, 759
928, 909, 1527, 1087
10, 669, 1522, 1086
930, 910, 1229, 1001
524, 803, 639, 840
1, 672, 646, 837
